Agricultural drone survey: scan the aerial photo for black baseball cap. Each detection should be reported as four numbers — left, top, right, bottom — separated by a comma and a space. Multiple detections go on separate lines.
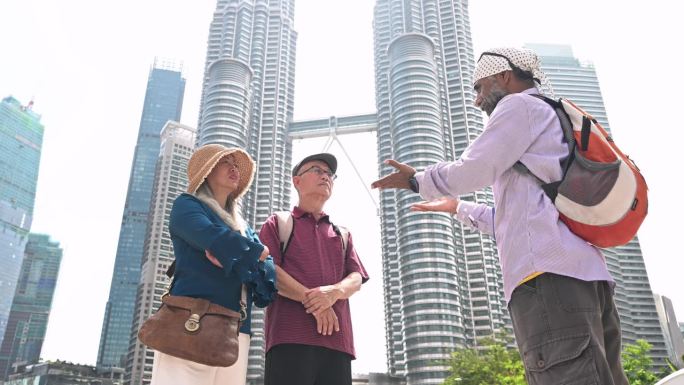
292, 153, 337, 177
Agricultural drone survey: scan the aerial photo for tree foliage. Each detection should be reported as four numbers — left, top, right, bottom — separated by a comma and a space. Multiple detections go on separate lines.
621, 339, 659, 385
444, 338, 526, 385
445, 337, 672, 385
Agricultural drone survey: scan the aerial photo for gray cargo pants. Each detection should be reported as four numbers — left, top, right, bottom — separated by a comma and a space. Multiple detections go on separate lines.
508, 273, 629, 385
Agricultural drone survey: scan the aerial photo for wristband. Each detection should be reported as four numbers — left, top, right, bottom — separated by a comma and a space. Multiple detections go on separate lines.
408, 176, 419, 193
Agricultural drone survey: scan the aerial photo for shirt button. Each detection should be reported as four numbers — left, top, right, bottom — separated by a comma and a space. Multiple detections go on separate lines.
537, 359, 545, 368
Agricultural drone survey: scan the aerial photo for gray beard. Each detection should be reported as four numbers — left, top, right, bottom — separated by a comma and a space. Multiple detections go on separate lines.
481, 84, 509, 116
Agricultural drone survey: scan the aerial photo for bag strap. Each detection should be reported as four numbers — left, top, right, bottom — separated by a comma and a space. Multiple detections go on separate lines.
275, 211, 349, 261
529, 94, 577, 155
513, 94, 579, 202
166, 261, 176, 278
164, 264, 177, 293
164, 262, 247, 321
342, 228, 349, 257
332, 224, 350, 258
274, 211, 295, 264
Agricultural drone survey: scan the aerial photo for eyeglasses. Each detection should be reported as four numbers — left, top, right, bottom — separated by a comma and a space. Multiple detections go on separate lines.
297, 166, 337, 181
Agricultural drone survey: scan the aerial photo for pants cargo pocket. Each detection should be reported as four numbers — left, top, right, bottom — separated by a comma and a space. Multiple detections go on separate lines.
523, 333, 599, 385
550, 274, 599, 313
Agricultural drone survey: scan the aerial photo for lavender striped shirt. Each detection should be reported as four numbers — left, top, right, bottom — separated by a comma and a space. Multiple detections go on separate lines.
416, 88, 613, 301
260, 207, 369, 358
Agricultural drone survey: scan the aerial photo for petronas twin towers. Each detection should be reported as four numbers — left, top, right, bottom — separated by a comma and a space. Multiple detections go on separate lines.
98, 1, 509, 384
193, 1, 506, 384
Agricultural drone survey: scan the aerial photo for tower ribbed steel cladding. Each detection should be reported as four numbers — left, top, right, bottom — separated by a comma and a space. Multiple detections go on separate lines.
387, 33, 463, 384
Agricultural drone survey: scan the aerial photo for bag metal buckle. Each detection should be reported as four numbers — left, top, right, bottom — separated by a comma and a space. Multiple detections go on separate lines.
184, 314, 201, 333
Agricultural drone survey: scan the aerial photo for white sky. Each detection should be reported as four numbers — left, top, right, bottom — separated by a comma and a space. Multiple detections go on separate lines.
0, 0, 682, 375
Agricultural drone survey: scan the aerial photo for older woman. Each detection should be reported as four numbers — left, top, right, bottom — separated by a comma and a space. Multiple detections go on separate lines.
150, 144, 277, 385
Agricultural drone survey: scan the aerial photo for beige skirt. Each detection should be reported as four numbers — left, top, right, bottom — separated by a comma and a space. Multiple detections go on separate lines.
150, 333, 250, 385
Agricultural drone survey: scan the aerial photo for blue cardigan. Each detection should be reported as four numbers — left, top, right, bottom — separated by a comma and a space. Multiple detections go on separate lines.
168, 193, 277, 334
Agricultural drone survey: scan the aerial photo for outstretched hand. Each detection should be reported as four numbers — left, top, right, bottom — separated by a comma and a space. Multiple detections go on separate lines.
370, 159, 416, 190
411, 197, 459, 215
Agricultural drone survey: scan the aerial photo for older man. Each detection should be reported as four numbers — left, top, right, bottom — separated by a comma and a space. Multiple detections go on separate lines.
372, 48, 628, 385
260, 153, 368, 385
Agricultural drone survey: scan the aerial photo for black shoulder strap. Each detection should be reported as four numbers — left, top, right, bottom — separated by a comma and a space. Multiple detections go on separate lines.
275, 212, 348, 262
166, 261, 176, 278
331, 223, 350, 257
514, 94, 578, 202
529, 94, 576, 149
163, 262, 177, 297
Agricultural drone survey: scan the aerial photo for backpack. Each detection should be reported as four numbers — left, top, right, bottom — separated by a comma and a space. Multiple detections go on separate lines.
514, 95, 648, 248
273, 211, 349, 262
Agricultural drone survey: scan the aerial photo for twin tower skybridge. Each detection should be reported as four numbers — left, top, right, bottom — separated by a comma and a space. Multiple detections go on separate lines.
289, 113, 380, 211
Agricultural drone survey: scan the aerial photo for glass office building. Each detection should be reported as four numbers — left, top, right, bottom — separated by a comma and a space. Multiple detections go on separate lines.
97, 61, 186, 369
125, 121, 195, 385
0, 96, 44, 348
0, 234, 62, 380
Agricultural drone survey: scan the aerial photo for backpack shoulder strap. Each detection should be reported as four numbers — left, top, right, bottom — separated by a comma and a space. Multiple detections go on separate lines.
275, 211, 349, 262
530, 94, 576, 148
514, 94, 578, 202
331, 223, 350, 257
274, 211, 294, 259
340, 226, 349, 257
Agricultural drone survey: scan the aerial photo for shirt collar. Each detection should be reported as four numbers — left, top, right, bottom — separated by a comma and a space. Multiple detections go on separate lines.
292, 206, 330, 222
522, 87, 540, 95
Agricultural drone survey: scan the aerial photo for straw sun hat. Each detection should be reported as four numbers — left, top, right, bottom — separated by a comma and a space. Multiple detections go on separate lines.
186, 144, 255, 199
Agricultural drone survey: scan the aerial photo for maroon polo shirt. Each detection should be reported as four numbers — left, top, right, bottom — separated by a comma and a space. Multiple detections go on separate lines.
260, 206, 369, 358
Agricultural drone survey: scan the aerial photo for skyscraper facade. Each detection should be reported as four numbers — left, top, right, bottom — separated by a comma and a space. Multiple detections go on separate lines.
0, 96, 44, 347
98, 61, 186, 369
196, 1, 297, 380
654, 294, 684, 368
0, 233, 62, 380
373, 2, 508, 383
528, 42, 669, 368
125, 122, 195, 385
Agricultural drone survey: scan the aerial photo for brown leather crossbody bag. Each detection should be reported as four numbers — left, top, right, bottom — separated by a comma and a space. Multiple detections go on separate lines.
138, 278, 247, 367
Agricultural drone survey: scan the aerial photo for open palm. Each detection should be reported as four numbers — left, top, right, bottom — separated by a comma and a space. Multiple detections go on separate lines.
411, 197, 459, 214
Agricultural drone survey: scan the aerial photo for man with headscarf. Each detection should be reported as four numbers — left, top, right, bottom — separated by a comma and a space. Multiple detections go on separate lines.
372, 47, 628, 385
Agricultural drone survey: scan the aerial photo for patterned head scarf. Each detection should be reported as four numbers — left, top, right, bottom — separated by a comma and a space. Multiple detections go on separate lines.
473, 47, 554, 96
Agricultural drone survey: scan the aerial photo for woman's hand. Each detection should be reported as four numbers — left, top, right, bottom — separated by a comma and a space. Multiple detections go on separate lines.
259, 245, 270, 262
205, 250, 223, 268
